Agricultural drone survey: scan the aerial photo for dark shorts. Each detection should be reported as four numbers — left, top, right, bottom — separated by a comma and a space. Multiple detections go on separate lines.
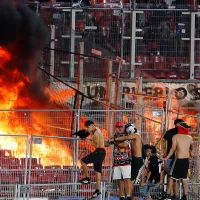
81, 148, 106, 173
131, 157, 143, 181
169, 158, 189, 180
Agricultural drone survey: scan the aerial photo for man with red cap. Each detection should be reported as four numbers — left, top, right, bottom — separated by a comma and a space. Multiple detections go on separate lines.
107, 121, 132, 200
162, 122, 193, 200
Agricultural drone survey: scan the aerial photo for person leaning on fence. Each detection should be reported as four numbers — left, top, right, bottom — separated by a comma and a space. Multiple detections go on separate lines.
106, 121, 132, 200
140, 146, 164, 200
112, 123, 143, 198
79, 120, 106, 198
161, 119, 184, 199
162, 122, 194, 200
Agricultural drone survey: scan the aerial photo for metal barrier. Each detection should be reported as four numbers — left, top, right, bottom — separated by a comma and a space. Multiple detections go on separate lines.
18, 182, 104, 200
39, 6, 200, 80
0, 109, 199, 199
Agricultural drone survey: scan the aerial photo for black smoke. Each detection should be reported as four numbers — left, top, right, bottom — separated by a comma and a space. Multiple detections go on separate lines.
0, 0, 52, 108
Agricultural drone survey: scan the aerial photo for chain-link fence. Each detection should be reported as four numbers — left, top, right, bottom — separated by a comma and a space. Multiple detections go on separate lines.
37, 5, 200, 81
0, 109, 199, 199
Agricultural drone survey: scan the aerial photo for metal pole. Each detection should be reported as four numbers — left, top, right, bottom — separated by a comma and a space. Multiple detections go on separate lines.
77, 42, 84, 109
190, 13, 195, 80
166, 90, 173, 130
74, 109, 81, 185
77, 42, 84, 93
50, 25, 55, 83
130, 11, 136, 78
105, 60, 112, 130
23, 135, 29, 200
120, 1, 124, 62
70, 9, 76, 78
27, 135, 34, 200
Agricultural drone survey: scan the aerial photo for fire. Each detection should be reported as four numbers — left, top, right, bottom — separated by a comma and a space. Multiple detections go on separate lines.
0, 46, 11, 67
0, 46, 76, 167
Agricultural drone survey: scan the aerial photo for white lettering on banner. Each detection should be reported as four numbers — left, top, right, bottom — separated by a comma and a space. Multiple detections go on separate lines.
53, 82, 200, 103
84, 83, 200, 102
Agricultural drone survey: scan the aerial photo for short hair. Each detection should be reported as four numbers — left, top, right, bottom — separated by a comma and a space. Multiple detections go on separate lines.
84, 120, 94, 127
174, 119, 184, 126
151, 146, 157, 154
143, 144, 152, 150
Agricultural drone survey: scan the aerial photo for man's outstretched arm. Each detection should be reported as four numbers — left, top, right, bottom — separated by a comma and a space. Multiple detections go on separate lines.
115, 133, 137, 142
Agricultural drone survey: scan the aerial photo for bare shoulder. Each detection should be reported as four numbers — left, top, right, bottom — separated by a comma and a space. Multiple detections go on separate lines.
94, 128, 103, 137
188, 135, 193, 141
172, 134, 178, 139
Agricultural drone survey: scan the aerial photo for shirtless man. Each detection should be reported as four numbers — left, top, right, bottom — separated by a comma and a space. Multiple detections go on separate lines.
162, 122, 193, 200
113, 123, 143, 196
79, 120, 106, 197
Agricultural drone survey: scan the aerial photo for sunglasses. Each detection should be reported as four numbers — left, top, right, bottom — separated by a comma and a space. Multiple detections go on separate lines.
116, 126, 123, 128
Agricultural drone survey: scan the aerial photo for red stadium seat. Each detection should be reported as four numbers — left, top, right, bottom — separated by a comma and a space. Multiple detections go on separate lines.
21, 158, 38, 167
57, 175, 67, 183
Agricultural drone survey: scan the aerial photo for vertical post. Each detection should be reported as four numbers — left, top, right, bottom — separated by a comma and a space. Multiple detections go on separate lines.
23, 135, 30, 200
114, 62, 121, 106
70, 9, 76, 78
77, 42, 84, 93
120, 4, 124, 61
130, 11, 136, 79
166, 90, 173, 130
105, 60, 113, 109
105, 60, 112, 130
136, 77, 143, 134
35, 2, 39, 17
50, 25, 56, 84
27, 135, 34, 200
77, 42, 84, 109
190, 13, 195, 80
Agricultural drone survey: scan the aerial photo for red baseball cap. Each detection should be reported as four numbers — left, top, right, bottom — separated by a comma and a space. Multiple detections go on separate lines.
115, 121, 124, 127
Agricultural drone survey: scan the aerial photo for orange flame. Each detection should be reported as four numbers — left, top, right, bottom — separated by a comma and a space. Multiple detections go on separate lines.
0, 46, 77, 167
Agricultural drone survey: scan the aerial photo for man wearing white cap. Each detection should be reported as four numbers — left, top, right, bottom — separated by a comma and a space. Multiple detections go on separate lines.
113, 123, 143, 197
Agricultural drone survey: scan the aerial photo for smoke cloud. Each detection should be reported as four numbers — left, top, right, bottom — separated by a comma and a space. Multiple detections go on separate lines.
0, 0, 52, 109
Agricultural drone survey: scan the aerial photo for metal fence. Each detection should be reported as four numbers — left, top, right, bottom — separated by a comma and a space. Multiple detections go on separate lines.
0, 109, 199, 199
39, 6, 200, 81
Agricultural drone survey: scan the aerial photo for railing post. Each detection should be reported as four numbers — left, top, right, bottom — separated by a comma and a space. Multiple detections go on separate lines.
70, 9, 76, 78
190, 12, 195, 80
105, 60, 112, 131
130, 10, 136, 79
50, 25, 55, 83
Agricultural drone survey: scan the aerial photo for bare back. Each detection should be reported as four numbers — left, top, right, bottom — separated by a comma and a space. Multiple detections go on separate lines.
131, 134, 142, 157
173, 134, 193, 158
92, 128, 105, 148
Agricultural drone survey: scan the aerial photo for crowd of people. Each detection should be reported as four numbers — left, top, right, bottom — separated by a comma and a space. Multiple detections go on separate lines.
76, 119, 194, 200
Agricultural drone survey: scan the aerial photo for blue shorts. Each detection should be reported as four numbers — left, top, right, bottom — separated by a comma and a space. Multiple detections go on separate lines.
139, 181, 160, 197
167, 159, 173, 171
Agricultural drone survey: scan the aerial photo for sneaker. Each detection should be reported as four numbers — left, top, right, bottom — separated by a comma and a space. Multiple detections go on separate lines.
181, 196, 187, 200
172, 195, 179, 200
79, 177, 91, 184
163, 194, 172, 200
92, 190, 101, 198
126, 196, 132, 200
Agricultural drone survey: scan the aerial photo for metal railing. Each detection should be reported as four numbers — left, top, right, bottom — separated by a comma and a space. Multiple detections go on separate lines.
0, 109, 199, 199
38, 6, 200, 80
